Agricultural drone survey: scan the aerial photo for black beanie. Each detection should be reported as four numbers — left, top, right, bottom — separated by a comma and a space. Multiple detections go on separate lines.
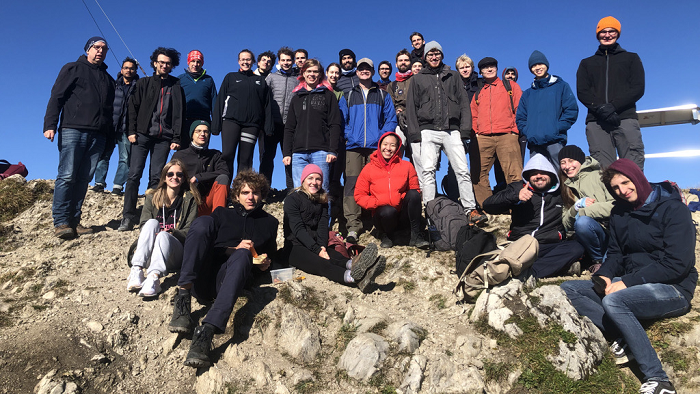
339, 49, 356, 63
558, 145, 586, 165
84, 36, 107, 52
477, 57, 498, 70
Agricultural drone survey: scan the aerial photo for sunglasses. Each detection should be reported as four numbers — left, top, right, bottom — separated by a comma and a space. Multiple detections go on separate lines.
166, 171, 184, 178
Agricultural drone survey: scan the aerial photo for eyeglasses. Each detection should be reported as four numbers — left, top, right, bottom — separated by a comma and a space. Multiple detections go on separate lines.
426, 52, 442, 59
166, 172, 184, 178
157, 60, 172, 66
599, 29, 618, 37
193, 129, 210, 135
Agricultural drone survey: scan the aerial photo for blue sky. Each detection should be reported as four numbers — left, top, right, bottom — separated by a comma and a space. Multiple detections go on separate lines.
2, 0, 699, 190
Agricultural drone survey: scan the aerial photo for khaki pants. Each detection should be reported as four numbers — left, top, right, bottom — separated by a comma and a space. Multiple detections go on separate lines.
343, 148, 373, 234
471, 133, 523, 206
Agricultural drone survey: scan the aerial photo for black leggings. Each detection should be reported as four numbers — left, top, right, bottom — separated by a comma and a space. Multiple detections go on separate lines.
373, 189, 422, 237
221, 119, 258, 177
288, 244, 349, 285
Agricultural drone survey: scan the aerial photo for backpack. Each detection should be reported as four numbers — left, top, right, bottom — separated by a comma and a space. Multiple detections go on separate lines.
454, 225, 498, 277
0, 160, 28, 180
453, 234, 539, 303
474, 78, 515, 114
425, 196, 469, 251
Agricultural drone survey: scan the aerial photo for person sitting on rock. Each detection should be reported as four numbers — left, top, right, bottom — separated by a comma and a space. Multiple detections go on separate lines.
561, 159, 696, 394
284, 164, 385, 292
171, 120, 230, 216
126, 159, 201, 297
558, 145, 615, 273
354, 132, 427, 249
482, 153, 584, 278
168, 170, 278, 368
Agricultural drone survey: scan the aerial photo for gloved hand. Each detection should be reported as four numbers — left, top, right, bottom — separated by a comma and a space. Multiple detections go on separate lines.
574, 197, 588, 211
594, 103, 616, 120
605, 112, 621, 127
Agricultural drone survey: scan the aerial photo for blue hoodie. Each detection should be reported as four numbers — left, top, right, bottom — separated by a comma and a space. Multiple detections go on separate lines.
515, 74, 578, 147
339, 84, 398, 150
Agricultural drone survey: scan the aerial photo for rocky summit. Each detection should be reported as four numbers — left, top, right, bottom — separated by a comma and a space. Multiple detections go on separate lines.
1, 176, 699, 394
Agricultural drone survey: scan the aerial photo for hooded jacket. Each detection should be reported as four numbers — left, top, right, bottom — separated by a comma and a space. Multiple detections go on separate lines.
576, 43, 645, 123
354, 131, 420, 213
561, 157, 615, 231
266, 69, 300, 125
283, 85, 342, 156
177, 69, 217, 121
171, 144, 229, 195
516, 74, 578, 146
339, 83, 398, 150
44, 55, 115, 134
470, 77, 522, 136
128, 74, 186, 144
112, 73, 139, 135
212, 70, 273, 135
139, 191, 198, 243
406, 64, 471, 142
482, 154, 565, 243
283, 190, 329, 254
595, 182, 697, 303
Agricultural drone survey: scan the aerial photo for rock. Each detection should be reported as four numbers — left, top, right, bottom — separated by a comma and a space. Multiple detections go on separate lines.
274, 381, 291, 394
425, 355, 484, 394
290, 369, 314, 386
161, 333, 179, 355
195, 367, 224, 394
42, 291, 56, 300
484, 368, 522, 394
387, 321, 425, 354
487, 307, 523, 338
222, 343, 248, 367
455, 334, 482, 359
399, 355, 427, 394
91, 353, 109, 363
252, 360, 272, 387
470, 279, 526, 323
337, 333, 389, 381
277, 304, 321, 364
86, 321, 103, 332
34, 369, 80, 394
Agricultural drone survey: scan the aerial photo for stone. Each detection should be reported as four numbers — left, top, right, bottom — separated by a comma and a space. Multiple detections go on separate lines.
252, 360, 272, 387
86, 321, 103, 332
387, 321, 425, 354
42, 291, 56, 300
161, 333, 179, 355
222, 343, 248, 367
455, 334, 482, 359
337, 333, 389, 381
399, 355, 427, 394
425, 355, 484, 394
34, 369, 80, 394
277, 304, 321, 364
195, 367, 224, 394
274, 381, 291, 394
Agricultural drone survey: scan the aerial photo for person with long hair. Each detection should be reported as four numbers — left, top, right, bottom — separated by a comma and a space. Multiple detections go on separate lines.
558, 145, 614, 273
325, 62, 343, 101
284, 164, 384, 293
126, 159, 201, 297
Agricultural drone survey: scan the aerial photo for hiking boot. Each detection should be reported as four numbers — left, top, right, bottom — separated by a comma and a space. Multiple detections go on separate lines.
111, 188, 123, 196
184, 324, 215, 368
54, 224, 76, 240
358, 256, 386, 294
117, 217, 136, 232
138, 273, 161, 298
126, 266, 145, 292
350, 243, 378, 282
346, 231, 359, 244
74, 224, 93, 236
409, 233, 429, 249
169, 292, 195, 334
610, 338, 634, 365
467, 209, 488, 226
379, 234, 393, 249
566, 261, 581, 277
91, 184, 105, 193
639, 380, 676, 394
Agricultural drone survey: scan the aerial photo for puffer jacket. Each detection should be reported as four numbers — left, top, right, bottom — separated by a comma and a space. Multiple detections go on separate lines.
482, 154, 565, 244
339, 83, 397, 150
596, 182, 697, 303
516, 74, 578, 147
112, 73, 138, 135
355, 131, 420, 213
283, 190, 328, 254
471, 77, 522, 136
337, 71, 359, 94
561, 157, 615, 231
266, 69, 300, 125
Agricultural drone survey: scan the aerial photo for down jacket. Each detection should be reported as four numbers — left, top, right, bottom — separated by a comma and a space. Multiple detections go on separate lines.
561, 157, 615, 231
266, 69, 300, 125
354, 131, 420, 213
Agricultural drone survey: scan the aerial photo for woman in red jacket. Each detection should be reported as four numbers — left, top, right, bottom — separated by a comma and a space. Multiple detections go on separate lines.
355, 132, 427, 248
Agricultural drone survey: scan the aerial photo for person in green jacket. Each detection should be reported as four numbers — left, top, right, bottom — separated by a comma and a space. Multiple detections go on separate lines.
126, 159, 201, 297
559, 145, 614, 272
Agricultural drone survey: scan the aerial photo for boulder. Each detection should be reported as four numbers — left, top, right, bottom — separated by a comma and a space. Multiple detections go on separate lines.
277, 304, 321, 364
337, 333, 389, 380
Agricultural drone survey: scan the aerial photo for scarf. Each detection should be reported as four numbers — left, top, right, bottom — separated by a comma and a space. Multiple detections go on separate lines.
395, 70, 412, 82
342, 67, 356, 76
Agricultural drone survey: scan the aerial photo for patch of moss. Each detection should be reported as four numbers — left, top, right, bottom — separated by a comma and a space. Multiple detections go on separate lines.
368, 320, 388, 335
397, 279, 416, 292
0, 180, 52, 223
483, 360, 515, 384
336, 323, 358, 351
429, 294, 447, 309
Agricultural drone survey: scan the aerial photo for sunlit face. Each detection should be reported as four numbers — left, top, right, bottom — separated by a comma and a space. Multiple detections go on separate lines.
154, 54, 173, 76
504, 70, 517, 81
530, 64, 547, 79
121, 61, 137, 80
238, 52, 253, 71
295, 52, 307, 68
396, 54, 410, 73
480, 64, 497, 79
165, 164, 184, 190
528, 171, 552, 190
598, 28, 619, 46
237, 184, 262, 210
609, 174, 637, 203
303, 65, 320, 87
411, 35, 424, 50
279, 54, 293, 71
425, 50, 442, 68
341, 55, 355, 71
380, 135, 399, 160
191, 125, 210, 147
458, 62, 473, 78
326, 65, 340, 85
559, 158, 582, 178
87, 42, 108, 65
378, 64, 391, 80
302, 173, 322, 195
257, 56, 273, 73
411, 61, 423, 75
188, 58, 203, 73
357, 63, 374, 82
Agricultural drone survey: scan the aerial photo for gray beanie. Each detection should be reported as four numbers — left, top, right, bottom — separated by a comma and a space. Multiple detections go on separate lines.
423, 41, 443, 58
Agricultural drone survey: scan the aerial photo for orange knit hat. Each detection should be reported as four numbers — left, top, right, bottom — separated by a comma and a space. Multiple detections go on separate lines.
596, 16, 621, 36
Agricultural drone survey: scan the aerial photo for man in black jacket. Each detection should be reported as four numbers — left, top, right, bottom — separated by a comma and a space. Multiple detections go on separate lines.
43, 36, 115, 239
483, 153, 584, 278
337, 49, 359, 94
577, 16, 645, 170
168, 171, 278, 368
119, 47, 186, 231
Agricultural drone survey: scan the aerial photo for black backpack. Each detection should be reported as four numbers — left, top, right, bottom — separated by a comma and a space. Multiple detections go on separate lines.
474, 78, 515, 114
425, 196, 469, 251
454, 225, 498, 277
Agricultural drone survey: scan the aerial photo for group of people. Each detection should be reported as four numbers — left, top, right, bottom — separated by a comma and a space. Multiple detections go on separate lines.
41, 16, 694, 394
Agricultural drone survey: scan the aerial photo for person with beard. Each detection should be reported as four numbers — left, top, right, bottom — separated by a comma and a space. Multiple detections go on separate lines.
577, 16, 645, 170
177, 50, 217, 148
337, 48, 359, 94
483, 153, 584, 278
502, 67, 518, 82
212, 49, 273, 177
386, 49, 417, 175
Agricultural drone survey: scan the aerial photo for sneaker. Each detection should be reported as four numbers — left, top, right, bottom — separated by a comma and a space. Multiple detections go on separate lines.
92, 184, 105, 193
566, 261, 581, 277
117, 217, 135, 232
350, 243, 378, 282
358, 256, 386, 294
346, 231, 359, 244
169, 292, 195, 334
379, 234, 393, 248
74, 224, 93, 236
610, 338, 634, 365
54, 224, 76, 240
184, 325, 215, 368
639, 380, 676, 394
127, 266, 145, 291
111, 188, 123, 196
468, 209, 488, 226
138, 273, 161, 298
409, 233, 429, 249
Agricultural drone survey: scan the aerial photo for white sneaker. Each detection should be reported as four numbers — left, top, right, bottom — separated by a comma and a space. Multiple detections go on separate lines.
127, 266, 145, 291
138, 273, 161, 298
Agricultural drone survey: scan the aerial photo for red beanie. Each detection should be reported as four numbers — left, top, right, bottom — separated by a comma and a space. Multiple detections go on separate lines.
606, 159, 652, 210
187, 50, 203, 64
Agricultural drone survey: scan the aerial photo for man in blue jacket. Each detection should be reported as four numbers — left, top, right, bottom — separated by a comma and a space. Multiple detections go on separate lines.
516, 50, 578, 170
43, 36, 115, 239
339, 58, 397, 243
177, 50, 217, 149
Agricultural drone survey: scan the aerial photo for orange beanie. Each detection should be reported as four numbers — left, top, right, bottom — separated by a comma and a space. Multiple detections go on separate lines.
596, 16, 621, 36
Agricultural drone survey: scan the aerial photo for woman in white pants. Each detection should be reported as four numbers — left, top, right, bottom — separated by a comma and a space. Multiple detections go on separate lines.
126, 159, 201, 297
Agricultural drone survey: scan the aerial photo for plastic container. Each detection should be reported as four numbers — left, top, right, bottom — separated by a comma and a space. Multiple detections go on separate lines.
271, 268, 296, 284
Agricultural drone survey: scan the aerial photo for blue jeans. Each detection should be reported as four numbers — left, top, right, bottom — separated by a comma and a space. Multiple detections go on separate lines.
93, 132, 131, 189
561, 279, 690, 382
53, 128, 106, 227
574, 215, 608, 261
291, 150, 331, 192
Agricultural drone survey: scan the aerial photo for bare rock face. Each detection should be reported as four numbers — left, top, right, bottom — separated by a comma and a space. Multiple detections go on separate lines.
399, 354, 427, 394
277, 304, 321, 364
337, 333, 389, 380
424, 355, 484, 393
195, 367, 225, 394
386, 320, 425, 354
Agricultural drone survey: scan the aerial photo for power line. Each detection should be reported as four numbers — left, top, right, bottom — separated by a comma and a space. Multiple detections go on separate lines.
79, 0, 120, 65
92, 0, 148, 76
